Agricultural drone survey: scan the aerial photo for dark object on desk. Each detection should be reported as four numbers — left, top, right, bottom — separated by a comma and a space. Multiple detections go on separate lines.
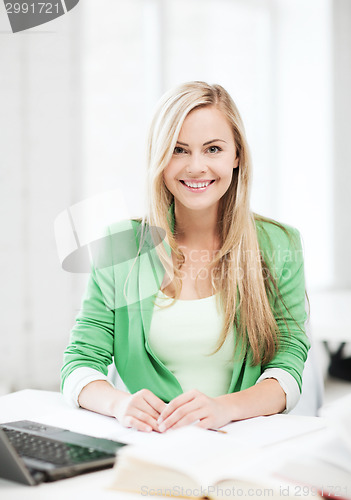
0, 420, 126, 486
326, 342, 351, 382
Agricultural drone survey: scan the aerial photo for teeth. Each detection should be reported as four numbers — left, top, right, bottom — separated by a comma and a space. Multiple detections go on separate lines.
183, 181, 212, 188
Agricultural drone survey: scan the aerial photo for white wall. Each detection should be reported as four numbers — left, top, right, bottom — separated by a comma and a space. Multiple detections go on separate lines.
0, 3, 83, 392
272, 0, 333, 291
333, 0, 351, 289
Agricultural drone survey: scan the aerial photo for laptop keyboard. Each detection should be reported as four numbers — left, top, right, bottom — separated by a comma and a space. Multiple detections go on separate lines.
2, 427, 115, 466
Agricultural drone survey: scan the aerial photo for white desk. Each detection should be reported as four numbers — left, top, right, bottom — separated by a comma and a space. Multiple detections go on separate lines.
0, 390, 337, 500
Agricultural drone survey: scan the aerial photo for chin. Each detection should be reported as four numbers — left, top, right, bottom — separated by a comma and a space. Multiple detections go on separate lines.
181, 201, 219, 212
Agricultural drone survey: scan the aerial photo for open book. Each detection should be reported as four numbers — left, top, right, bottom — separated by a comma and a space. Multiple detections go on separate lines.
109, 426, 313, 499
274, 395, 351, 500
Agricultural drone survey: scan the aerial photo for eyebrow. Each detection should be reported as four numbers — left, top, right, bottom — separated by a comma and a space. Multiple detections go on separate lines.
176, 139, 227, 147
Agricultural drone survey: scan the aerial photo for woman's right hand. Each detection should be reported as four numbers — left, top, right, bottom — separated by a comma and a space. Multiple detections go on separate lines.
112, 389, 167, 432
78, 381, 166, 433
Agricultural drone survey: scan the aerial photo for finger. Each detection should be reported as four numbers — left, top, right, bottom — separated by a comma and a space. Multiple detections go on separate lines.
123, 415, 153, 433
126, 391, 166, 432
142, 390, 168, 415
158, 391, 198, 422
195, 417, 214, 430
158, 400, 204, 432
136, 397, 163, 421
129, 390, 166, 422
165, 408, 206, 431
128, 407, 160, 432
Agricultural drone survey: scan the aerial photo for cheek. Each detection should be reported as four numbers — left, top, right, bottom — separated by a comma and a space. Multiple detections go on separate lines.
162, 165, 175, 192
162, 166, 170, 183
216, 162, 234, 181
218, 166, 234, 193
163, 160, 179, 182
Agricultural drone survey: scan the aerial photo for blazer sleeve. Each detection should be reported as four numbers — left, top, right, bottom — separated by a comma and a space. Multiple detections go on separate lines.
262, 226, 311, 392
60, 258, 115, 393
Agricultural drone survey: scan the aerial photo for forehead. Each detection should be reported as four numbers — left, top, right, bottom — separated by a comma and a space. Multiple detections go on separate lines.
178, 105, 233, 141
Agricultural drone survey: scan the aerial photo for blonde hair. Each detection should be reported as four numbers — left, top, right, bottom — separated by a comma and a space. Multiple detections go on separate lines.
143, 81, 290, 365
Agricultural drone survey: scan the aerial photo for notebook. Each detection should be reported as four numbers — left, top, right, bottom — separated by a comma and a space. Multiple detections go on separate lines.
0, 420, 126, 485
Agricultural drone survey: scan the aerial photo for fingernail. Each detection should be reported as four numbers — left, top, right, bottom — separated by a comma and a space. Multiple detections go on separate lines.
158, 423, 166, 432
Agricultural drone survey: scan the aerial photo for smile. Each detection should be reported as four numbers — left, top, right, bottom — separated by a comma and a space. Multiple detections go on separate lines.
179, 180, 215, 192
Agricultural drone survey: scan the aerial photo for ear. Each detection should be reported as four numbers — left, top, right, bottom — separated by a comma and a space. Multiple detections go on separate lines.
234, 156, 239, 169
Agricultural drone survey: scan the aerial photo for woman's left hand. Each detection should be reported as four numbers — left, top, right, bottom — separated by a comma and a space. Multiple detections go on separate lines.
156, 389, 231, 432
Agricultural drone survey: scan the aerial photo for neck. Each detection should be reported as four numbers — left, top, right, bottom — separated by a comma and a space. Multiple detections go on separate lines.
174, 202, 220, 248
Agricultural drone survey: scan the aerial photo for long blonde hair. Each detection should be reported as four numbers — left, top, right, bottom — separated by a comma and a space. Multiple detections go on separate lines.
144, 81, 291, 365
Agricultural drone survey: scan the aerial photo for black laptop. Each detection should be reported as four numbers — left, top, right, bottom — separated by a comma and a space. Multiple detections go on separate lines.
0, 420, 126, 485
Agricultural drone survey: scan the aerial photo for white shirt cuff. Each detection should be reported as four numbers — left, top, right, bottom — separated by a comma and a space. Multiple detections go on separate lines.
62, 367, 115, 408
255, 368, 300, 413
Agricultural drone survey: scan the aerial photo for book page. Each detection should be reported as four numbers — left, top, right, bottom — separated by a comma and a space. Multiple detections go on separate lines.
269, 424, 351, 500
313, 433, 351, 473
221, 414, 327, 447
319, 393, 351, 452
274, 457, 351, 500
114, 426, 257, 487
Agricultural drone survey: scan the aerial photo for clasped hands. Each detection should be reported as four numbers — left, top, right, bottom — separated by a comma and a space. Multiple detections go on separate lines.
113, 388, 231, 433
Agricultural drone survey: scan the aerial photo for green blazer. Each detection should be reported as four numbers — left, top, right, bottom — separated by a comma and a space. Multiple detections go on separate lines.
61, 212, 310, 402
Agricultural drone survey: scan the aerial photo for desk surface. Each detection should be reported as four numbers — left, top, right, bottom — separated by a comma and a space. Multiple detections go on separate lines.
0, 390, 334, 499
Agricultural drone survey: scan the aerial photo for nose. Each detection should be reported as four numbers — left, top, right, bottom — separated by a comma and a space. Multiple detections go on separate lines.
186, 153, 207, 174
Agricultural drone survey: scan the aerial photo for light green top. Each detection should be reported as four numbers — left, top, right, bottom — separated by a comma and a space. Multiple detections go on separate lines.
148, 291, 234, 397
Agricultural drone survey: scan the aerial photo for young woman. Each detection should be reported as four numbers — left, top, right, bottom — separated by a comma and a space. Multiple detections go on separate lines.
61, 81, 310, 433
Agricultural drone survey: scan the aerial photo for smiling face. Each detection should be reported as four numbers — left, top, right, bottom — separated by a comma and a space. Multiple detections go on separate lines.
163, 105, 239, 216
